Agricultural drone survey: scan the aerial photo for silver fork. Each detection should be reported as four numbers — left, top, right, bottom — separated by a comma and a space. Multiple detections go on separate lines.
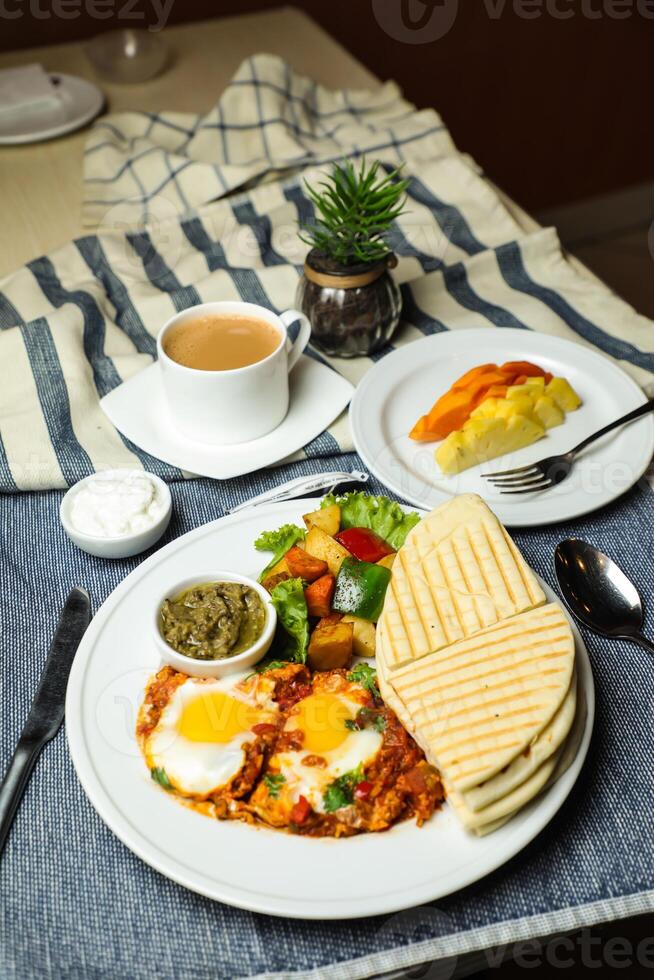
483, 397, 654, 494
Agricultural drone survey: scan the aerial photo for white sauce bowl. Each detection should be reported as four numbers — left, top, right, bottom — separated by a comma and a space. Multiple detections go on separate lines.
60, 469, 172, 559
153, 572, 277, 678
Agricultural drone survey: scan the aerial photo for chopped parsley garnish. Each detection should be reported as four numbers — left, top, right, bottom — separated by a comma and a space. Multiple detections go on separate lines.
263, 774, 286, 798
151, 767, 172, 791
347, 663, 380, 700
345, 707, 386, 733
257, 659, 289, 673
244, 659, 291, 681
322, 763, 365, 812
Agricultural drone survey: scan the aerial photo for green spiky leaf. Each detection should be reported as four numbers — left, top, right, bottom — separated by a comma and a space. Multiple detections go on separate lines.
299, 158, 408, 267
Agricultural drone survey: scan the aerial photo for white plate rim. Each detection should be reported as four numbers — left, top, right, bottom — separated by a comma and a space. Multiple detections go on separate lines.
350, 329, 654, 528
0, 73, 104, 145
65, 499, 595, 919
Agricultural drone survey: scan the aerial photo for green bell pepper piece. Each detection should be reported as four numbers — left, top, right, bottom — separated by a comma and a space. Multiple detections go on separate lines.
332, 557, 391, 622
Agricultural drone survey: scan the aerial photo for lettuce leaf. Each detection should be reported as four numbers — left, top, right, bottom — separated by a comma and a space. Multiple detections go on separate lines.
321, 492, 420, 550
254, 523, 305, 581
269, 578, 309, 663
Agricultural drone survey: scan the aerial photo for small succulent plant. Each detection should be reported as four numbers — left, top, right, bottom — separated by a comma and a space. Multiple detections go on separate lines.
299, 158, 408, 267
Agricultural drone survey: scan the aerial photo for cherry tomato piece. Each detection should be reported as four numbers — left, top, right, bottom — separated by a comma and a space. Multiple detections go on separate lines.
290, 795, 312, 825
354, 780, 373, 802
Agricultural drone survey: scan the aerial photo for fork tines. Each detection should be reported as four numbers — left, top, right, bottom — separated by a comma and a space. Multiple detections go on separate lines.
482, 463, 553, 494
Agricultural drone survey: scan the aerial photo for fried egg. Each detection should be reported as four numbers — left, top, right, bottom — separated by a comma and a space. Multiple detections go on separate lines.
143, 670, 278, 798
274, 688, 383, 813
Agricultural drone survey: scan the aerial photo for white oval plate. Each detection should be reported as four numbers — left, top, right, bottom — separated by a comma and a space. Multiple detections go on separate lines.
0, 73, 104, 145
350, 329, 654, 527
66, 500, 594, 919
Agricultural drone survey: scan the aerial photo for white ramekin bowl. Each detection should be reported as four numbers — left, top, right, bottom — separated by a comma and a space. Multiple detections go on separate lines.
60, 469, 172, 559
153, 571, 277, 678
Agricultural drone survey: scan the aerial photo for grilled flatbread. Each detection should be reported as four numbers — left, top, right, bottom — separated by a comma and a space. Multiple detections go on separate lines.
380, 494, 545, 670
387, 603, 575, 793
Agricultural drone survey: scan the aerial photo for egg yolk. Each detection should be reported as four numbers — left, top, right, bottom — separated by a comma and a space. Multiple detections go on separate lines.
291, 693, 356, 754
177, 691, 263, 743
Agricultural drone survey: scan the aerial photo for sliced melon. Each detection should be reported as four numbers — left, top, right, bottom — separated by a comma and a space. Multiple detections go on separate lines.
435, 371, 580, 474
496, 395, 533, 419
435, 431, 478, 474
470, 397, 501, 419
546, 377, 581, 412
533, 394, 565, 430
505, 383, 539, 400
436, 414, 544, 475
502, 414, 546, 453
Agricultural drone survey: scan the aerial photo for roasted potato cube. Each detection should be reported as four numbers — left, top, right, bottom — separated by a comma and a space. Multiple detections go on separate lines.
302, 503, 341, 536
261, 555, 290, 592
307, 621, 353, 671
304, 526, 350, 576
285, 545, 328, 582
316, 613, 343, 627
267, 555, 290, 577
262, 570, 291, 593
341, 615, 377, 658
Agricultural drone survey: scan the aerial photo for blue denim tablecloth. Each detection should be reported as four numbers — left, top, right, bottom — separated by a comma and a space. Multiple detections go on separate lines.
1, 454, 653, 980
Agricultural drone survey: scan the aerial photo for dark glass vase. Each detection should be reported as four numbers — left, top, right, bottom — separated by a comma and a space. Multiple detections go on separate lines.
295, 249, 402, 358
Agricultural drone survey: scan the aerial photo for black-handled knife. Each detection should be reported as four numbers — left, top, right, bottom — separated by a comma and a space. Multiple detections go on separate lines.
0, 586, 91, 856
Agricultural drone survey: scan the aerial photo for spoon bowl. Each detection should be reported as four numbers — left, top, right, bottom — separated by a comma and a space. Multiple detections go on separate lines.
555, 539, 651, 649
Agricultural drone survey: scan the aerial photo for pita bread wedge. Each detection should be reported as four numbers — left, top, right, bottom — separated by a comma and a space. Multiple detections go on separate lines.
469, 813, 514, 836
543, 676, 588, 788
387, 603, 575, 793
464, 684, 587, 837
461, 668, 577, 812
380, 494, 545, 670
445, 745, 563, 832
377, 621, 577, 813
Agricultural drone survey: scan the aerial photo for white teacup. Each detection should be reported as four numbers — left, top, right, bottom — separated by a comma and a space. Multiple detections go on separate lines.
157, 301, 311, 445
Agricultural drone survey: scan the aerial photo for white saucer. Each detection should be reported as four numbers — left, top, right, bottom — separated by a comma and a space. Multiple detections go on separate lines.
0, 73, 104, 145
100, 356, 354, 480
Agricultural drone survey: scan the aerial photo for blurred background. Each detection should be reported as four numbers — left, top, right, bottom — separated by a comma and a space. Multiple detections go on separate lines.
3, 0, 652, 210
2, 0, 652, 314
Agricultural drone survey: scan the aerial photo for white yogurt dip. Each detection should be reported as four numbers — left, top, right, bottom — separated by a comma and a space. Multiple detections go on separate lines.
70, 471, 168, 539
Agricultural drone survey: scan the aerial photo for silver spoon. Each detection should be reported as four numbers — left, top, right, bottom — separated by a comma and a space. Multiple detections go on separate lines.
554, 538, 654, 655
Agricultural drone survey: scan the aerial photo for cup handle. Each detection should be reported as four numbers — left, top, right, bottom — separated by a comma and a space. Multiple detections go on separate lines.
279, 310, 311, 373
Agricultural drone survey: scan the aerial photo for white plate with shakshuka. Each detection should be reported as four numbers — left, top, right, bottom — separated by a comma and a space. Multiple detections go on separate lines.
66, 499, 593, 919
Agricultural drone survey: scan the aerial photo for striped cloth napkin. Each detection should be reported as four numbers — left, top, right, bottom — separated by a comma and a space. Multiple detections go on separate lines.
1, 53, 653, 492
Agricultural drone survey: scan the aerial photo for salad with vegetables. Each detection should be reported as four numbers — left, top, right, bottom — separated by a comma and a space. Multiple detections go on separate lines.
254, 492, 420, 671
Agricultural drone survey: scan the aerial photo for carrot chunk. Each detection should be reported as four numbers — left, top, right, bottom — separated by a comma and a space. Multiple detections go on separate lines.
304, 573, 336, 618
285, 546, 328, 582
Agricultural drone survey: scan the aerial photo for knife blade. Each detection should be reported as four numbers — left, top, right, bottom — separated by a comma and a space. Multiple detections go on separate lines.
0, 586, 91, 855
